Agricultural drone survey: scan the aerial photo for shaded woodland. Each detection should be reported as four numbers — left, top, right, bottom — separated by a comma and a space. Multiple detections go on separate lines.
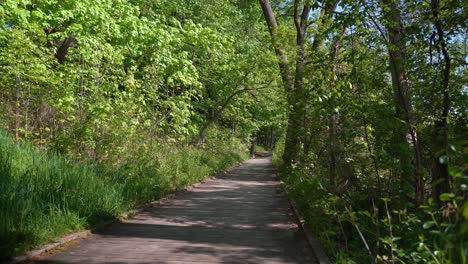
0, 0, 466, 263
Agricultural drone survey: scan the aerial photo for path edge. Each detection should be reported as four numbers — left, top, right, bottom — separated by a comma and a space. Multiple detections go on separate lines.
10, 160, 246, 264
279, 181, 332, 264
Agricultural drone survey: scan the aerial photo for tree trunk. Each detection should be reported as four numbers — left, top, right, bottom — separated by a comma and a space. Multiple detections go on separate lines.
259, 0, 311, 169
329, 112, 338, 191
55, 35, 76, 64
328, 31, 344, 192
430, 0, 451, 201
382, 0, 424, 205
258, 0, 293, 92
269, 126, 274, 150
282, 1, 313, 168
363, 117, 381, 195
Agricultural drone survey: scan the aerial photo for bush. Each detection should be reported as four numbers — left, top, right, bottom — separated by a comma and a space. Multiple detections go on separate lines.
271, 140, 467, 263
278, 167, 466, 263
272, 136, 285, 167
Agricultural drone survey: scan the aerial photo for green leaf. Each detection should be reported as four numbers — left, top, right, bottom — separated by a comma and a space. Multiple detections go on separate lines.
427, 197, 433, 205
423, 221, 435, 229
439, 193, 455, 202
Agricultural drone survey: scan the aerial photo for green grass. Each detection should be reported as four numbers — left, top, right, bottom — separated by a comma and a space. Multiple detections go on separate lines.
0, 130, 247, 259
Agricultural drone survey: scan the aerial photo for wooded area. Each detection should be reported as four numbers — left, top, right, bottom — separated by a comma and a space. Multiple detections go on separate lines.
0, 0, 466, 263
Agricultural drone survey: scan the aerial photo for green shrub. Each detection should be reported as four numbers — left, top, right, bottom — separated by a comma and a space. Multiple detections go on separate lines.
272, 136, 285, 167
277, 167, 466, 263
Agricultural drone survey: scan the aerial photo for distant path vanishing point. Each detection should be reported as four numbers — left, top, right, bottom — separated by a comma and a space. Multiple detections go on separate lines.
34, 156, 317, 264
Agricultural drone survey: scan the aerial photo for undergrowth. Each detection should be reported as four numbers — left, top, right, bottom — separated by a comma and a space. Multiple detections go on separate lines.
272, 137, 467, 264
0, 130, 247, 259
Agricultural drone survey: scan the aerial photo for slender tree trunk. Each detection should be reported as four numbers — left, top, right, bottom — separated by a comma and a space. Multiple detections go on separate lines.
259, 0, 296, 167
270, 126, 274, 150
258, 0, 293, 92
363, 117, 381, 195
329, 112, 338, 191
382, 0, 424, 205
259, 0, 311, 169
328, 32, 344, 192
430, 0, 451, 201
259, 0, 339, 170
282, 1, 313, 168
283, 85, 305, 166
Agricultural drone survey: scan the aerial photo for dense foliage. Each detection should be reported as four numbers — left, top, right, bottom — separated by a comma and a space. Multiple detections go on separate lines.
0, 0, 282, 152
0, 0, 280, 258
262, 0, 467, 263
0, 0, 466, 263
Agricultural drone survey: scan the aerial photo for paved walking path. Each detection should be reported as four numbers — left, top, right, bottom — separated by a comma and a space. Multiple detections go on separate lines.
35, 157, 316, 263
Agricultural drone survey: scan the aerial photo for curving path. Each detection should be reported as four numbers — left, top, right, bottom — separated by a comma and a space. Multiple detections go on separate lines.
34, 157, 316, 264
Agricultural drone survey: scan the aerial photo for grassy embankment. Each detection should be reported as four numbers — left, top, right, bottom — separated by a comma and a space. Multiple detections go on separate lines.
0, 130, 247, 259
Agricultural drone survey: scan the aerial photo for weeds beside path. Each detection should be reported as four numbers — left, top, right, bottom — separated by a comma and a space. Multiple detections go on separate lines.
0, 131, 247, 260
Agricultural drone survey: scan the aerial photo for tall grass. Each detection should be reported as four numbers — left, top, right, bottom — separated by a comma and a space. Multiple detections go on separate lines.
0, 130, 247, 259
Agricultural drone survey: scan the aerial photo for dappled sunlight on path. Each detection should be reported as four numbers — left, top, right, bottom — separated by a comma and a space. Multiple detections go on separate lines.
34, 157, 316, 264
